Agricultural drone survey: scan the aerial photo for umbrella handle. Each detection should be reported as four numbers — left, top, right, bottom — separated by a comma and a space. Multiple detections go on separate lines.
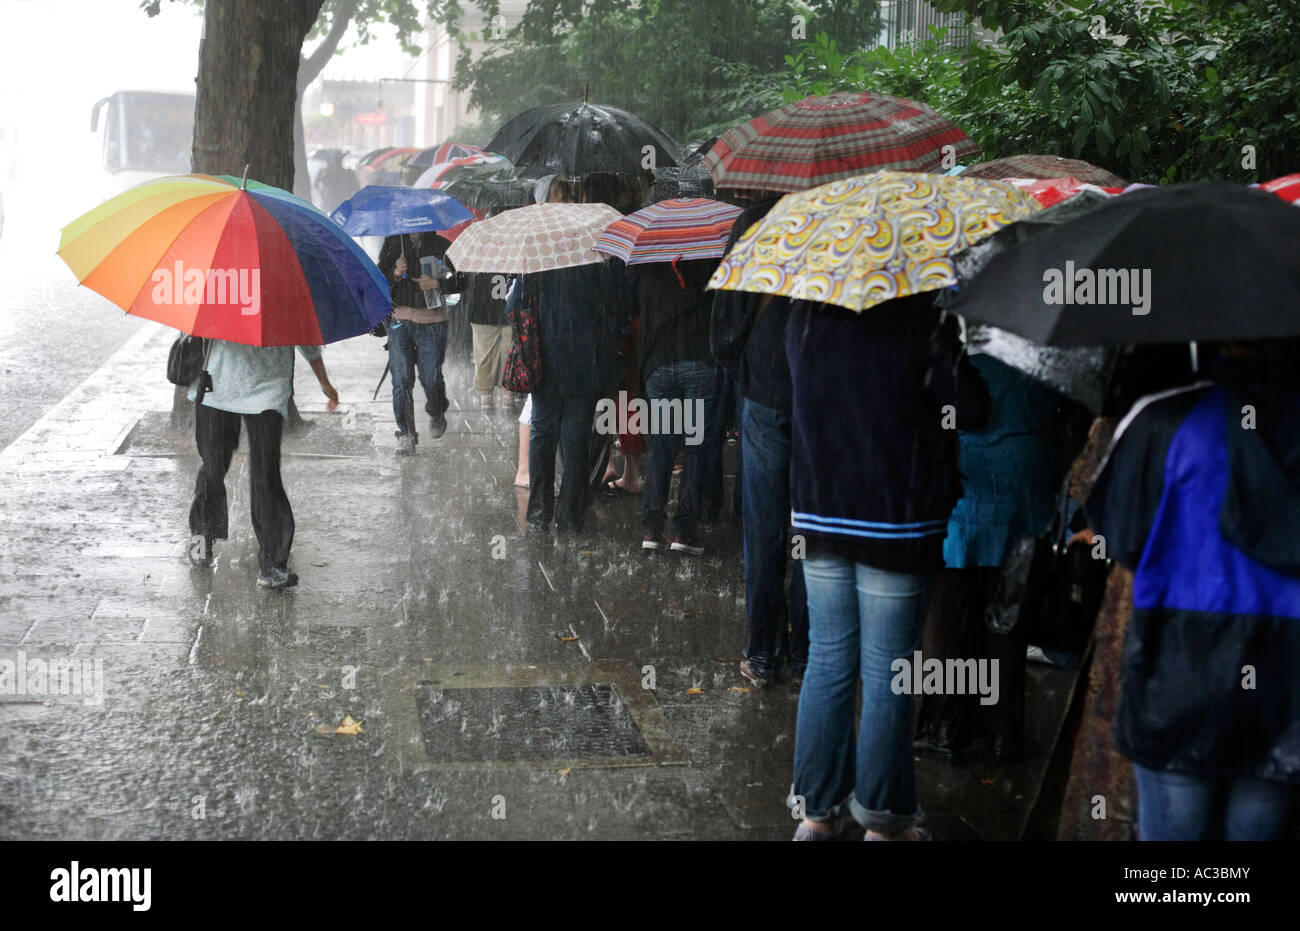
240, 164, 250, 191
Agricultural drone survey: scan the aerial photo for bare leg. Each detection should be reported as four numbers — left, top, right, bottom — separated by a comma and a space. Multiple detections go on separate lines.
514, 423, 530, 487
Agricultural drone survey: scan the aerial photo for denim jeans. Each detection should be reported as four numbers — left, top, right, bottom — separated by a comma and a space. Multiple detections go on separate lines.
528, 391, 596, 532
389, 319, 448, 438
740, 397, 807, 679
791, 554, 932, 833
641, 360, 718, 540
1134, 764, 1295, 840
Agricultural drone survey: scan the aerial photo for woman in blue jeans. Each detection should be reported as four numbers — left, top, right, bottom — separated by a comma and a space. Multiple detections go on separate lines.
784, 296, 989, 840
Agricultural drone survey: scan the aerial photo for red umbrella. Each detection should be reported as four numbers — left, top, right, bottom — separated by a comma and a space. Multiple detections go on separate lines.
1260, 173, 1300, 204
962, 154, 1125, 187
703, 91, 980, 194
1002, 176, 1124, 207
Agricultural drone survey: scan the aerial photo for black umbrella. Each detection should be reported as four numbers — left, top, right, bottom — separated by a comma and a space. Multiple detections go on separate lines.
949, 183, 1300, 346
486, 102, 678, 177
441, 176, 534, 210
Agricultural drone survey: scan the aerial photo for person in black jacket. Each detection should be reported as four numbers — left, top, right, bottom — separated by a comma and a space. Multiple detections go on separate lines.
525, 260, 626, 534
633, 259, 720, 553
785, 296, 989, 841
377, 231, 453, 452
711, 195, 808, 688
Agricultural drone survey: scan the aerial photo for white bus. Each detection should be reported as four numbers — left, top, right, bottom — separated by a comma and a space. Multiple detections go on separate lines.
89, 90, 195, 197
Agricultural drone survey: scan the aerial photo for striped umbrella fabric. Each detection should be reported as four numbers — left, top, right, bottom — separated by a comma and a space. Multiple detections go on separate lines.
593, 198, 742, 265
57, 173, 391, 345
407, 142, 486, 169
963, 154, 1125, 188
703, 92, 980, 194
1261, 173, 1300, 204
446, 202, 623, 274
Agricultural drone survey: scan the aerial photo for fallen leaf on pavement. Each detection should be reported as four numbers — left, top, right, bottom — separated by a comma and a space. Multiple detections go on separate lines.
729, 686, 750, 693
335, 715, 364, 735
560, 635, 579, 643
556, 767, 571, 775
312, 561, 328, 567
686, 688, 704, 695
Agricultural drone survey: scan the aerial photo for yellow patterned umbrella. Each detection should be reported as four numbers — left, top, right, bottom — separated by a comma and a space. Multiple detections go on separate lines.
707, 170, 1041, 312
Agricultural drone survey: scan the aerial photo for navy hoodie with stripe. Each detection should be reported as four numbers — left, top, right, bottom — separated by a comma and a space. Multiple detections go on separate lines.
786, 296, 990, 573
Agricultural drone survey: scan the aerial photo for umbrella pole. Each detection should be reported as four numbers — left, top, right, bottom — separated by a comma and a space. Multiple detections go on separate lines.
373, 360, 391, 401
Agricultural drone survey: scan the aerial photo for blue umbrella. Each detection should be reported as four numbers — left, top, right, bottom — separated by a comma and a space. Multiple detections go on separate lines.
330, 185, 475, 237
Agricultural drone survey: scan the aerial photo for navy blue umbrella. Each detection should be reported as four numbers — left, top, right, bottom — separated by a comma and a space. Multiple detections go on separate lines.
330, 185, 474, 237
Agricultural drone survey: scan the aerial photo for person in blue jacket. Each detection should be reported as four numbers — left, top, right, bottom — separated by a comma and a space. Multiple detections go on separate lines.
1086, 339, 1300, 840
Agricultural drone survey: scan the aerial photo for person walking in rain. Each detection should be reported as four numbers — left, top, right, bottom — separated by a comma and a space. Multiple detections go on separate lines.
378, 231, 453, 452
187, 341, 339, 589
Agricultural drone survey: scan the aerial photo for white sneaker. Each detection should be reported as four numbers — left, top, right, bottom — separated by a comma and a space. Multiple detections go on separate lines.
396, 434, 416, 455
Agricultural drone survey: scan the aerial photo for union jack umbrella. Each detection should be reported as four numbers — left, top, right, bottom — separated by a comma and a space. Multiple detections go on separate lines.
407, 141, 487, 170
703, 92, 980, 194
593, 198, 742, 265
962, 154, 1125, 188
1260, 173, 1300, 204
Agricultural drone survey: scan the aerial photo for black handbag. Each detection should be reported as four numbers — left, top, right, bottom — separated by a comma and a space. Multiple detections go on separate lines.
986, 481, 1111, 653
167, 335, 213, 399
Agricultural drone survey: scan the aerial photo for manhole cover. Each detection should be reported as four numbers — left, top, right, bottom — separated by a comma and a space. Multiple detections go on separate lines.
415, 684, 651, 763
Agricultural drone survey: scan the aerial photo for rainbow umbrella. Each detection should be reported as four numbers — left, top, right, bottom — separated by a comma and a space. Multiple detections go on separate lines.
593, 198, 742, 265
57, 173, 391, 345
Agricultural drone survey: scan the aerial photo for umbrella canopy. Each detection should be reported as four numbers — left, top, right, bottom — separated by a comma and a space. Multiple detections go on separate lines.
360, 146, 419, 185
593, 198, 742, 265
1261, 172, 1300, 204
330, 185, 474, 236
446, 202, 622, 274
57, 173, 390, 345
440, 175, 535, 210
963, 154, 1125, 188
407, 142, 486, 170
413, 153, 511, 189
652, 164, 715, 201
944, 191, 1119, 411
1003, 176, 1125, 207
486, 102, 678, 176
948, 182, 1300, 346
703, 92, 980, 194
708, 171, 1040, 312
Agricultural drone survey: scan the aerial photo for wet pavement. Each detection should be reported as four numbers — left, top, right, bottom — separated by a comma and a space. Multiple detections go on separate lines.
0, 300, 1075, 840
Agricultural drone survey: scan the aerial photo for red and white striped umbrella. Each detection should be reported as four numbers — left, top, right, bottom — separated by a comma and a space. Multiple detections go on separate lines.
1261, 173, 1300, 204
408, 142, 486, 169
446, 202, 623, 274
593, 198, 742, 265
413, 154, 508, 189
704, 91, 980, 194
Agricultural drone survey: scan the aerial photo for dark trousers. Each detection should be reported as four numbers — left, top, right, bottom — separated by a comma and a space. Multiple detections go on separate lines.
528, 391, 596, 532
641, 360, 718, 539
189, 404, 294, 574
740, 397, 808, 678
915, 567, 1027, 754
389, 319, 448, 438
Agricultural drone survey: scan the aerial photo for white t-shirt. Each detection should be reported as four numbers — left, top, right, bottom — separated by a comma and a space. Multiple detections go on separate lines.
188, 340, 322, 419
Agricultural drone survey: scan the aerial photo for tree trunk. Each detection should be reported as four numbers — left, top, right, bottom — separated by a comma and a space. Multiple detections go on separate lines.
294, 0, 358, 201
191, 0, 324, 187
173, 0, 325, 432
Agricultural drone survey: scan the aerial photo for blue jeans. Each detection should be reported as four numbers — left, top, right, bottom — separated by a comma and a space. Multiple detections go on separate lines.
641, 360, 718, 539
389, 319, 448, 438
1134, 764, 1295, 840
528, 392, 596, 533
791, 554, 932, 833
740, 398, 807, 679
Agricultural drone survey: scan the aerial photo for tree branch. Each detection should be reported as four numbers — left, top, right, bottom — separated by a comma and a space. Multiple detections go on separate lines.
299, 0, 359, 92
